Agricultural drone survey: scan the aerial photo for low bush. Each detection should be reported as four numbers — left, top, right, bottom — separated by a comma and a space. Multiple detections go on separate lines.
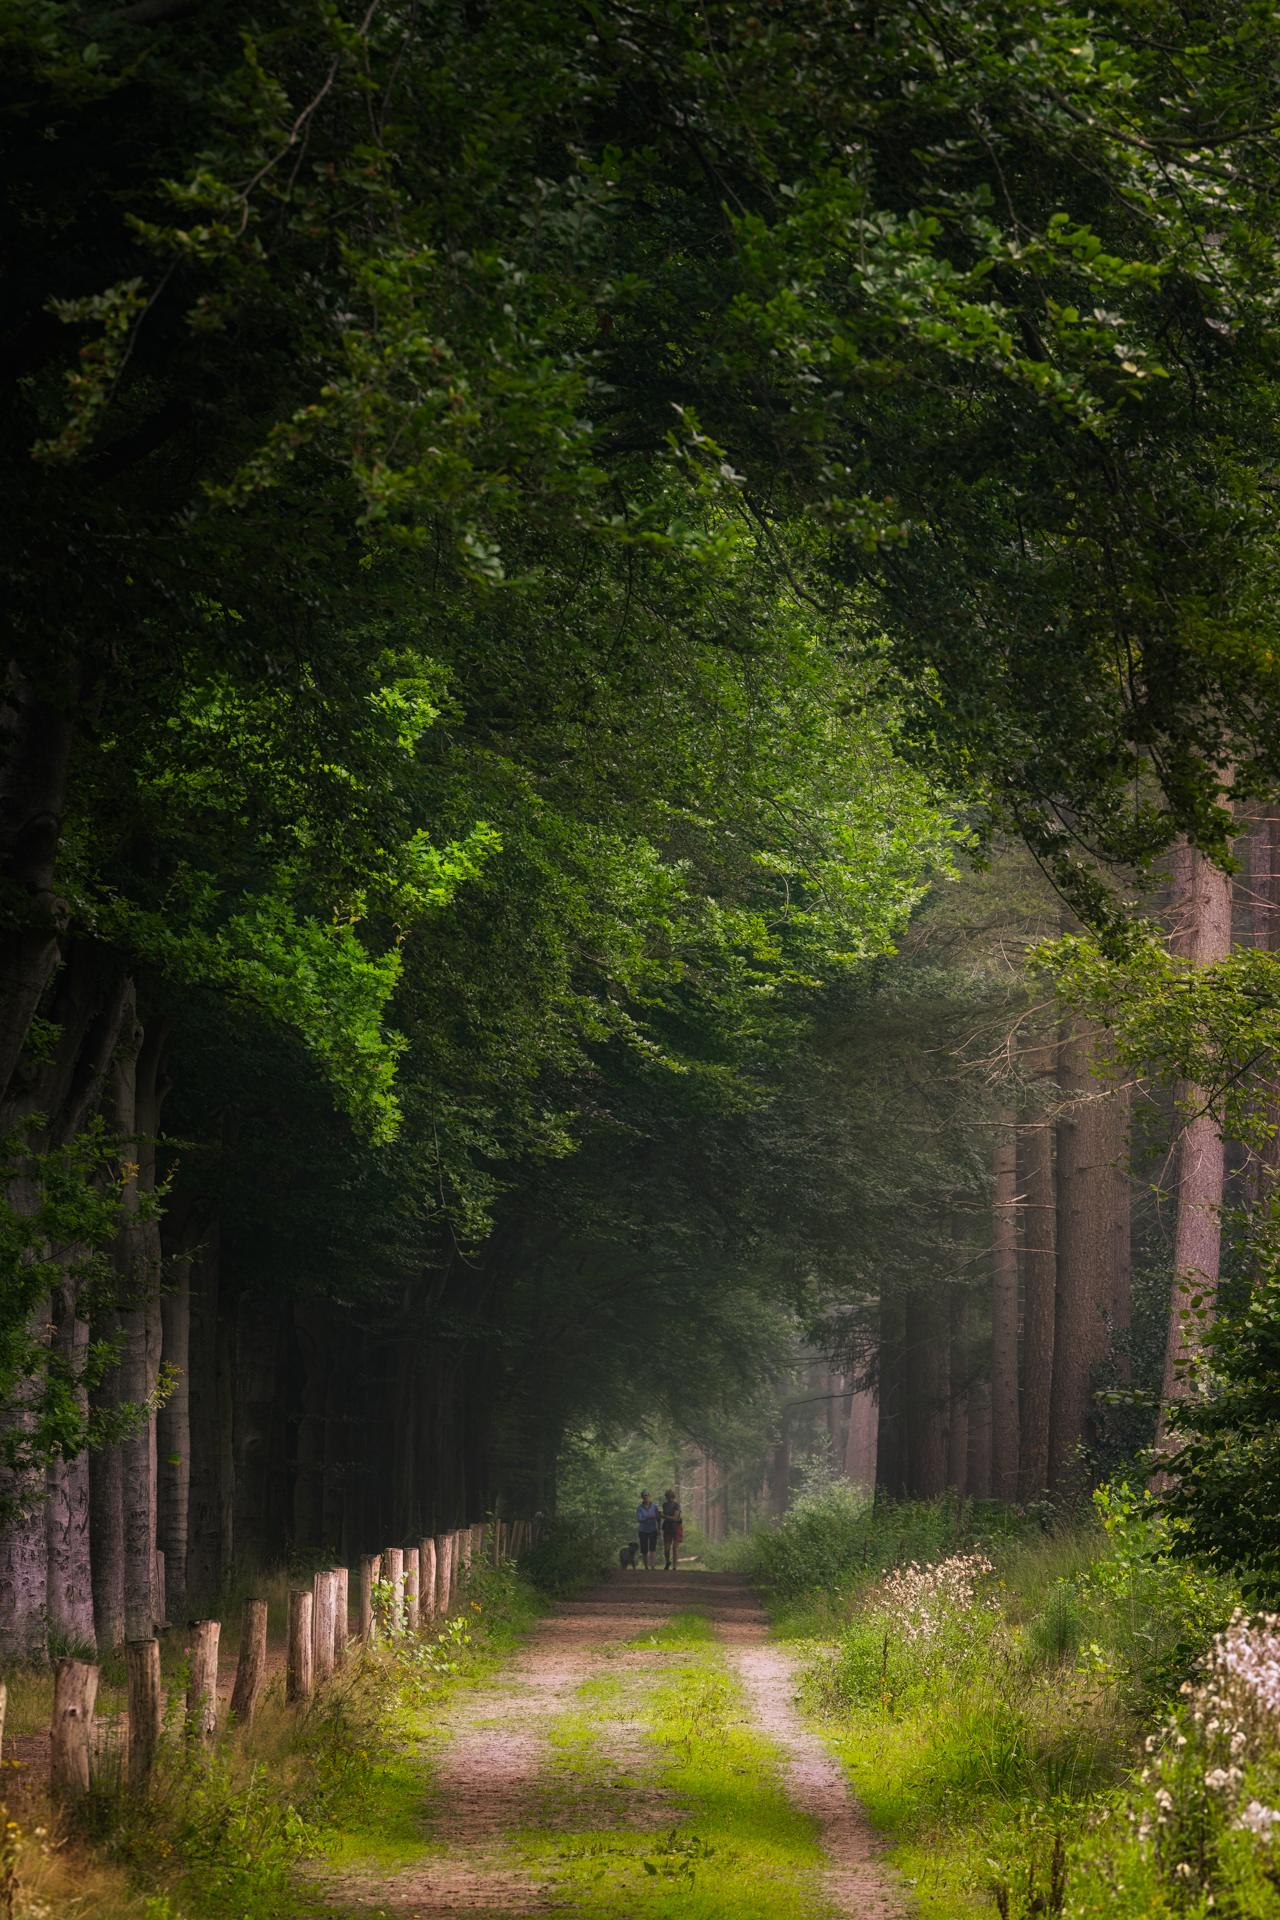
518, 1514, 614, 1596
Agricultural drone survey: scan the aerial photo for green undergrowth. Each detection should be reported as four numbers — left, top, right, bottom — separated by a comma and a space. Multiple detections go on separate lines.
11, 1560, 545, 1920
515, 1607, 829, 1920
754, 1487, 1240, 1920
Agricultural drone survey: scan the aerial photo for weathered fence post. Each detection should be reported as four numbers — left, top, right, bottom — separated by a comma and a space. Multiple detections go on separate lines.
434, 1532, 451, 1617
51, 1658, 98, 1805
419, 1538, 437, 1626
287, 1589, 314, 1703
384, 1547, 404, 1634
405, 1548, 420, 1632
458, 1528, 472, 1576
491, 1514, 502, 1568
186, 1620, 220, 1744
333, 1567, 349, 1666
313, 1569, 335, 1683
230, 1598, 268, 1724
126, 1638, 162, 1790
358, 1553, 380, 1640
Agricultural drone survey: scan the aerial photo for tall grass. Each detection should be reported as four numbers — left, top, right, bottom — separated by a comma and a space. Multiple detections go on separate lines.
746, 1485, 1240, 1920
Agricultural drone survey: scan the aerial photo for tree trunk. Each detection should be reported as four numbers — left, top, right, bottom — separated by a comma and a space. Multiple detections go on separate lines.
966, 1377, 992, 1498
157, 1243, 191, 1620
1157, 840, 1233, 1450
875, 1292, 906, 1497
946, 1290, 969, 1494
905, 1289, 948, 1498
185, 1227, 224, 1604
1049, 1017, 1128, 1495
46, 1276, 95, 1651
89, 1306, 125, 1650
111, 993, 159, 1641
842, 1373, 878, 1491
1017, 1119, 1056, 1500
990, 1108, 1020, 1501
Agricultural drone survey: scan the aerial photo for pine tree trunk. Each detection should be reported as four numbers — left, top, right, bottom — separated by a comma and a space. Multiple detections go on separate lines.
1156, 841, 1233, 1449
186, 1228, 223, 1604
842, 1372, 878, 1491
1017, 1120, 1056, 1500
157, 1245, 191, 1620
905, 1289, 948, 1497
990, 1108, 1020, 1501
966, 1377, 992, 1498
875, 1293, 906, 1496
946, 1290, 969, 1494
1049, 1017, 1127, 1494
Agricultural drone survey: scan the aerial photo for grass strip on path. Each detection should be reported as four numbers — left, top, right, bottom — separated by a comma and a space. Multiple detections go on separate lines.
516, 1608, 835, 1920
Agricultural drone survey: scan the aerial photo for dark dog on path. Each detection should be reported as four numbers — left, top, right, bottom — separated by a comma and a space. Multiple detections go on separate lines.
619, 1541, 639, 1570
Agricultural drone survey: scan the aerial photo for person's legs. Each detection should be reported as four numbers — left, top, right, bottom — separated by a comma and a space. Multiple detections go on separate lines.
671, 1532, 679, 1572
641, 1531, 657, 1569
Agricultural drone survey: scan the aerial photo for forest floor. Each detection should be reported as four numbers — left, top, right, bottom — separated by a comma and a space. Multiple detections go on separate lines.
312, 1569, 905, 1920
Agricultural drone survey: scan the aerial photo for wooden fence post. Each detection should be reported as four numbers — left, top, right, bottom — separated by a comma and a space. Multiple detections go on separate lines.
287, 1589, 314, 1703
491, 1515, 501, 1568
51, 1658, 98, 1805
405, 1548, 420, 1632
434, 1532, 451, 1617
313, 1569, 335, 1683
230, 1599, 268, 1724
458, 1528, 472, 1577
126, 1638, 162, 1790
419, 1538, 437, 1626
358, 1554, 380, 1640
384, 1547, 404, 1634
333, 1567, 349, 1666
186, 1620, 220, 1744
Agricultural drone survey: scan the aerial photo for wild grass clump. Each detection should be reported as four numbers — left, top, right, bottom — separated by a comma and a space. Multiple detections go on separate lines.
775, 1487, 1240, 1919
519, 1513, 614, 1596
1068, 1610, 1280, 1917
746, 1482, 1030, 1609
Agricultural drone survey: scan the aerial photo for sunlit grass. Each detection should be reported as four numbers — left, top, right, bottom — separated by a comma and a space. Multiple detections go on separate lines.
516, 1609, 830, 1920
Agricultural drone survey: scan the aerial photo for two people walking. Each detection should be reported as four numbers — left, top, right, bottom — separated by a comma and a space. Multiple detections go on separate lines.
635, 1488, 683, 1570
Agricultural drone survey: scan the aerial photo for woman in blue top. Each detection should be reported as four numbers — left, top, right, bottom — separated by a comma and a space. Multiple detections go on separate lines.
636, 1491, 661, 1570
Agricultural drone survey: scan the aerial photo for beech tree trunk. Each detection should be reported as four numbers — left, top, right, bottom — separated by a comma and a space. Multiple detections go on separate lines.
46, 1276, 95, 1651
1017, 1120, 1056, 1500
990, 1109, 1020, 1501
1157, 838, 1233, 1448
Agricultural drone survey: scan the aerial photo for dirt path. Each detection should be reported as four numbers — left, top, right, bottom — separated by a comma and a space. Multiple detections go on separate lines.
320, 1570, 904, 1919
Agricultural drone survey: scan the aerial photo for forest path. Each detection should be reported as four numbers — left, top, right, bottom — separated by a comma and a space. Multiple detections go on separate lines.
317, 1569, 905, 1920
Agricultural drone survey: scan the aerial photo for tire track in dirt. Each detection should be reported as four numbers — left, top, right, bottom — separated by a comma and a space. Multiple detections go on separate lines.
319, 1570, 906, 1919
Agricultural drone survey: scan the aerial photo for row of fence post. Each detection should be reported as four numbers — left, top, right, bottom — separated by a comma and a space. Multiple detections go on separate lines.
43, 1515, 537, 1806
